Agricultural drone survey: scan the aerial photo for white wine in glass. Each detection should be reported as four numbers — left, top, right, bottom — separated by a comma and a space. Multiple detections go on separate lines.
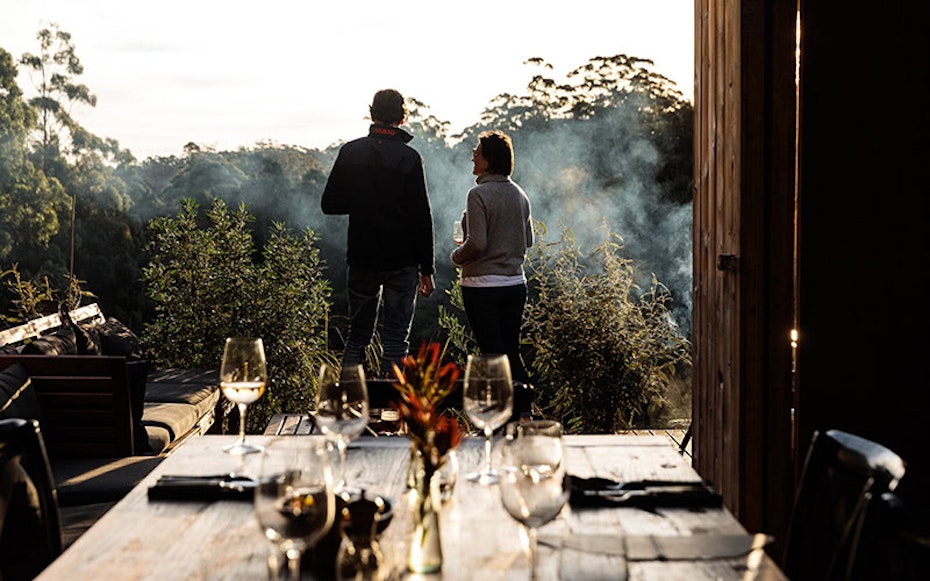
463, 354, 513, 485
220, 337, 267, 455
255, 438, 335, 581
314, 363, 368, 491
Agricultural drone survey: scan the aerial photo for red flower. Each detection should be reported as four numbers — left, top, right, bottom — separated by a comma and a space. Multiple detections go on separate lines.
391, 342, 463, 469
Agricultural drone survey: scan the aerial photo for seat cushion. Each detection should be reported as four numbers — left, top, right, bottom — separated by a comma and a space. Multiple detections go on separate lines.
52, 455, 164, 506
142, 401, 207, 454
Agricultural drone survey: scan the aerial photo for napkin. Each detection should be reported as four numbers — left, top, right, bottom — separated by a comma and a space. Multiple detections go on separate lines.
568, 475, 723, 509
147, 474, 257, 502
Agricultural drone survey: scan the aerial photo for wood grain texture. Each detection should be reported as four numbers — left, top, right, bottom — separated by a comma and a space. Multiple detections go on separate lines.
38, 435, 786, 580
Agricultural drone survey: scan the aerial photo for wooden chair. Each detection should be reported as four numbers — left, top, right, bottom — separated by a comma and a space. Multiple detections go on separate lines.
783, 429, 906, 581
0, 418, 63, 580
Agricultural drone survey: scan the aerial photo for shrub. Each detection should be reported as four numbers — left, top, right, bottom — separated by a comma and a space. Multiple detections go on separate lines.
436, 220, 691, 434
523, 222, 691, 433
141, 198, 335, 431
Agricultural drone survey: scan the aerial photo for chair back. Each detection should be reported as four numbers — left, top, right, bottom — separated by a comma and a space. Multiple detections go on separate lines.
783, 429, 906, 581
849, 492, 930, 581
0, 418, 63, 579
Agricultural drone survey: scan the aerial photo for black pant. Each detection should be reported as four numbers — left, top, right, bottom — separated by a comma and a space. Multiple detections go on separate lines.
461, 283, 530, 386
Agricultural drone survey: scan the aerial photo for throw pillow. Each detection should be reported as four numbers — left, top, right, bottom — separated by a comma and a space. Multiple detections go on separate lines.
0, 364, 44, 422
20, 327, 78, 356
96, 317, 146, 360
59, 305, 101, 355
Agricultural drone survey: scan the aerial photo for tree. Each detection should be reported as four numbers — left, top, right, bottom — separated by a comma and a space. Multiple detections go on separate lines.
142, 199, 334, 430
18, 23, 98, 172
0, 47, 70, 314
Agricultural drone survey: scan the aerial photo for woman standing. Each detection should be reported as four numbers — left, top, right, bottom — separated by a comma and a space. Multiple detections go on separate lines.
451, 130, 535, 417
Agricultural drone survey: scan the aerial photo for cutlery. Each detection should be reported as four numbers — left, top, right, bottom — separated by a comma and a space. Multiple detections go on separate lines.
539, 533, 772, 560
155, 478, 255, 490
158, 473, 251, 482
568, 477, 723, 509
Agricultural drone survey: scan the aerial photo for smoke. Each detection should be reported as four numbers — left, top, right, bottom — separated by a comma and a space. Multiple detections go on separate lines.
124, 87, 693, 340
408, 104, 693, 335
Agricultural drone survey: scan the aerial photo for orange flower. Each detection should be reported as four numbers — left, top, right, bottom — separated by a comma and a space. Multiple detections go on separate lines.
391, 342, 463, 470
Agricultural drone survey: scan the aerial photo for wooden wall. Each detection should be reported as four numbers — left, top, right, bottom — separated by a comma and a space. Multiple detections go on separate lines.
692, 0, 797, 554
694, 0, 930, 563
796, 0, 930, 500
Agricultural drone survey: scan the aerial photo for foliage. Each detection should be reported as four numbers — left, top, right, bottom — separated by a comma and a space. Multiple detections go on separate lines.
18, 23, 100, 170
523, 221, 692, 433
141, 198, 334, 431
435, 278, 475, 369
0, 263, 92, 325
391, 342, 464, 470
0, 48, 70, 289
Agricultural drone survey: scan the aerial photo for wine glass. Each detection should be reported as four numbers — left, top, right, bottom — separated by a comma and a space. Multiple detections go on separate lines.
463, 354, 513, 485
314, 363, 369, 491
220, 337, 268, 455
255, 437, 336, 581
499, 420, 569, 580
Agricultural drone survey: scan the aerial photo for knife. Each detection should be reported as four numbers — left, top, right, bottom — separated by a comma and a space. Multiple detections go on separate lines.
539, 533, 772, 560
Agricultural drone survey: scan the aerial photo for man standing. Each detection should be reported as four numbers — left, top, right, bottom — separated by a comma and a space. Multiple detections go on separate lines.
322, 88, 435, 376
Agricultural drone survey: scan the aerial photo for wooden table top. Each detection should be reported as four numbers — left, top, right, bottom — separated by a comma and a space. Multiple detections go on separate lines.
38, 434, 786, 580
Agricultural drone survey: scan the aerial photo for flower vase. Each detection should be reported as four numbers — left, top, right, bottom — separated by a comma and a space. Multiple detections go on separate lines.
406, 452, 443, 573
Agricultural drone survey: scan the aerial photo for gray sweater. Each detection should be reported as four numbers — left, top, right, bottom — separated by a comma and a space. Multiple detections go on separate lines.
450, 174, 534, 279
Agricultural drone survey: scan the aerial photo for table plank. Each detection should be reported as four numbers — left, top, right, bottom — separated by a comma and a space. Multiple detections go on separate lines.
38, 435, 786, 580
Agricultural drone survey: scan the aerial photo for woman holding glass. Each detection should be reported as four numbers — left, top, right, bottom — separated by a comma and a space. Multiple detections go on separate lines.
450, 130, 535, 418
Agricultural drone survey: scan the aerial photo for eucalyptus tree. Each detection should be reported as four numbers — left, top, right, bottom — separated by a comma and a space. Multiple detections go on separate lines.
0, 47, 69, 301
18, 23, 98, 173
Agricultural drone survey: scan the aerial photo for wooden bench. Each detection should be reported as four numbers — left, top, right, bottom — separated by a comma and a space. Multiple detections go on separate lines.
0, 354, 136, 457
0, 304, 228, 507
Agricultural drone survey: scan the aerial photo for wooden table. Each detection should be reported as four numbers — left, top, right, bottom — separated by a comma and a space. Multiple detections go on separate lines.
38, 434, 787, 580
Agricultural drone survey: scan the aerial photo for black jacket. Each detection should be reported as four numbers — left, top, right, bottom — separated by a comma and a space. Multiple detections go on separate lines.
321, 124, 435, 275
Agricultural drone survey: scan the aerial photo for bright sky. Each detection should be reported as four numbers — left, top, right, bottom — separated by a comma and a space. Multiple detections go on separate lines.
1, 0, 694, 161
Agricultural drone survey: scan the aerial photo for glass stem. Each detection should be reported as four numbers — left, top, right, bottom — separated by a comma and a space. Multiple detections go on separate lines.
285, 547, 302, 581
336, 439, 348, 489
527, 526, 539, 581
484, 427, 493, 473
236, 402, 248, 446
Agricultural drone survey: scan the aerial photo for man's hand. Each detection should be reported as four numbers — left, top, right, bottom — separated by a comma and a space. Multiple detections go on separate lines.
419, 274, 435, 298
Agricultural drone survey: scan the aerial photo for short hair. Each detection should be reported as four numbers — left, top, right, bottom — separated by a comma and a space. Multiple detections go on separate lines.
369, 89, 407, 125
478, 130, 514, 176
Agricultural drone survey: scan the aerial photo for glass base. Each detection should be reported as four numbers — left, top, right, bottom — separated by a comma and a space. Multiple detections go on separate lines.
224, 441, 263, 455
466, 468, 499, 485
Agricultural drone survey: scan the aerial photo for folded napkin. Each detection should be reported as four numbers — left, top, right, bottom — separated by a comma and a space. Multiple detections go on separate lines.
568, 476, 723, 509
147, 474, 257, 502
539, 532, 772, 560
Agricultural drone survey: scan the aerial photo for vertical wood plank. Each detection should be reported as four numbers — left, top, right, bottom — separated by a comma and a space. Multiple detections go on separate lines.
693, 1, 797, 558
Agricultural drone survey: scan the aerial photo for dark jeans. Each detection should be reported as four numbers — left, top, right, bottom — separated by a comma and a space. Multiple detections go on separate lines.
343, 264, 419, 375
461, 283, 530, 386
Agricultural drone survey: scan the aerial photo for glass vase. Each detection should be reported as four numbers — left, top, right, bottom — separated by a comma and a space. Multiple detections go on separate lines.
406, 450, 443, 573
